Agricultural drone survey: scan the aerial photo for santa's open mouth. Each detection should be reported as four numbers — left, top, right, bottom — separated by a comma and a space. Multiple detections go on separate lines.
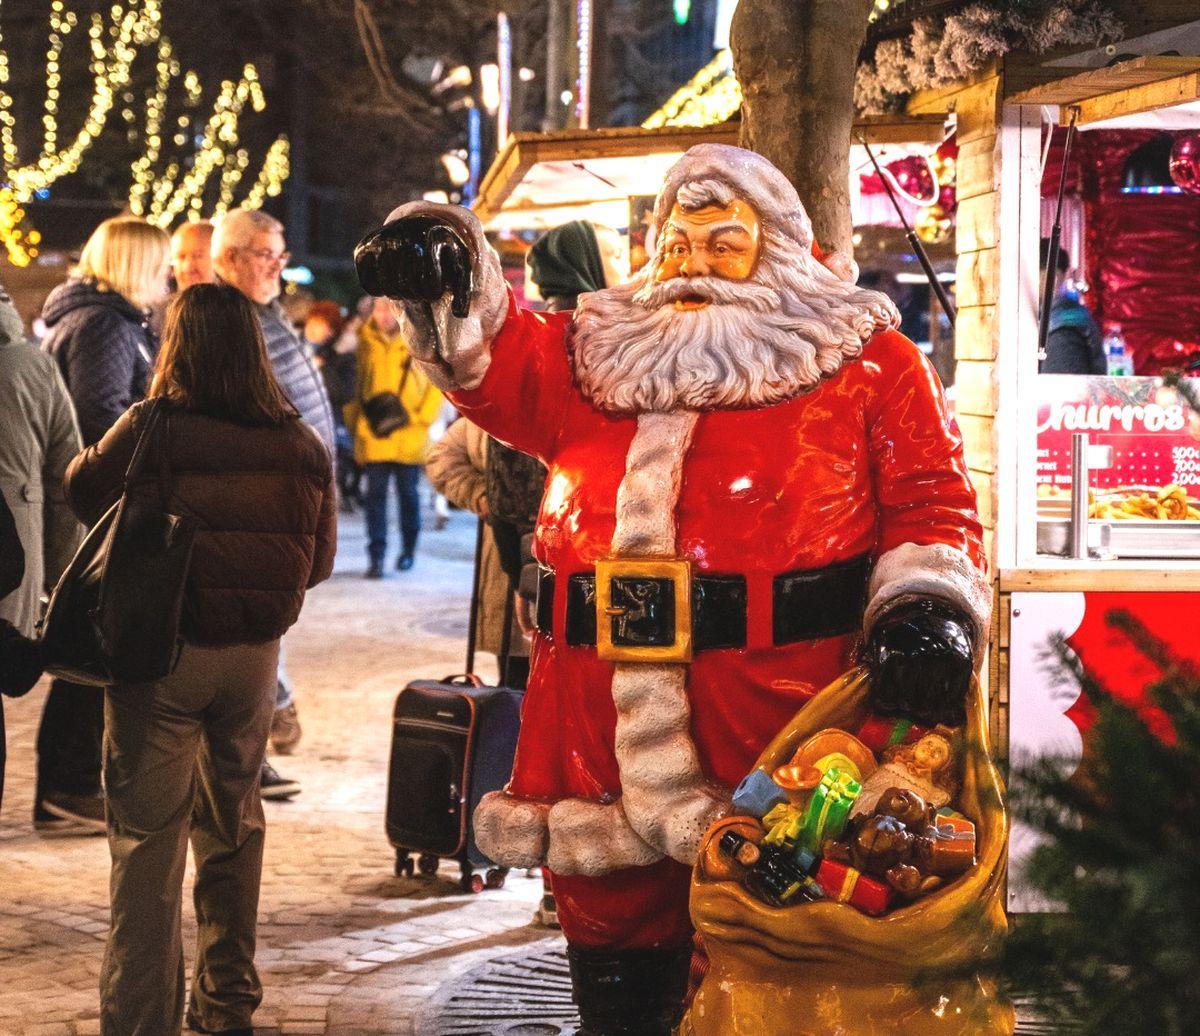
673, 292, 711, 311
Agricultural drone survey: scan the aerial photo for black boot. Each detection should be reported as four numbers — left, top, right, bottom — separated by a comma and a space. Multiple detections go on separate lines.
568, 943, 692, 1036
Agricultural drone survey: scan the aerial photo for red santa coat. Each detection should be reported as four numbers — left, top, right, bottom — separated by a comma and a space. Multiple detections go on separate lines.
451, 293, 985, 947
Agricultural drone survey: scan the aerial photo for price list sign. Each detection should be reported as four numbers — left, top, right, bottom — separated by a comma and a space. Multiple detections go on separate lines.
1036, 375, 1200, 492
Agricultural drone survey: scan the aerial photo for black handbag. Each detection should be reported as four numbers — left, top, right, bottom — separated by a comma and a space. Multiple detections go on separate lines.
39, 400, 198, 686
361, 359, 412, 438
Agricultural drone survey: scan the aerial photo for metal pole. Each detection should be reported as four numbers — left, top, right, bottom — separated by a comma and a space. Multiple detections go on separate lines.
497, 11, 512, 147
1038, 107, 1080, 363
858, 133, 956, 324
1070, 432, 1090, 560
543, 0, 563, 130
575, 0, 592, 129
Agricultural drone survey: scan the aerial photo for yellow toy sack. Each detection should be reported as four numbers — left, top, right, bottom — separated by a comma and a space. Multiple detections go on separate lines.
681, 668, 1013, 1036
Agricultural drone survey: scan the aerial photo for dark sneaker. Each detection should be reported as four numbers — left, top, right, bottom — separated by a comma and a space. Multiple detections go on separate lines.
270, 702, 302, 755
365, 561, 384, 579
260, 761, 301, 800
38, 792, 106, 833
396, 554, 415, 572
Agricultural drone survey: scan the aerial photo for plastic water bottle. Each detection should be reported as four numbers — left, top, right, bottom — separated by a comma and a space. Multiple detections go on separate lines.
1104, 324, 1131, 376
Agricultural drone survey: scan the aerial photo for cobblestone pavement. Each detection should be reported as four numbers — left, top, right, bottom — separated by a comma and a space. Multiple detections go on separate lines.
0, 506, 559, 1035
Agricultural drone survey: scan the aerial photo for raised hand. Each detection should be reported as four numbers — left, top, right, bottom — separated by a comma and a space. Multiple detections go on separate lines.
354, 214, 473, 318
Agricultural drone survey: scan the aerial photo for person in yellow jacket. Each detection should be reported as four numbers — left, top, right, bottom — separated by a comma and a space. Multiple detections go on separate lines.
345, 298, 443, 577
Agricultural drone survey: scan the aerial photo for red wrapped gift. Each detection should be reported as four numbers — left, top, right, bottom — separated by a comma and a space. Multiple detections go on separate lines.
854, 715, 928, 754
815, 858, 893, 916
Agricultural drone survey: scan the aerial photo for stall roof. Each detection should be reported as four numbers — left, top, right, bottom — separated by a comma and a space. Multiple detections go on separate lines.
474, 116, 948, 232
1008, 54, 1200, 125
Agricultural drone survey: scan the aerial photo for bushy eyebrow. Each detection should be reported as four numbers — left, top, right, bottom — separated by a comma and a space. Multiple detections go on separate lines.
707, 223, 755, 241
663, 221, 754, 241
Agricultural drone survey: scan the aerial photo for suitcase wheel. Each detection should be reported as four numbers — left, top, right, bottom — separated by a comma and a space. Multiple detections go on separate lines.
485, 867, 507, 890
461, 871, 486, 894
395, 851, 414, 879
417, 853, 440, 877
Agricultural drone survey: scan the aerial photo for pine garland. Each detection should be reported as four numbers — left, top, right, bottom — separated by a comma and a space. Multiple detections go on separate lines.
855, 1, 1124, 113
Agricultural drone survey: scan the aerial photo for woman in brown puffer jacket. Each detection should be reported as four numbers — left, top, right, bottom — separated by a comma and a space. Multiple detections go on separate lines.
63, 283, 336, 1036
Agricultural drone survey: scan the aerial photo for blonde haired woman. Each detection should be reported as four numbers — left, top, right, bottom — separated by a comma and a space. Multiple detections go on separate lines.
35, 215, 169, 835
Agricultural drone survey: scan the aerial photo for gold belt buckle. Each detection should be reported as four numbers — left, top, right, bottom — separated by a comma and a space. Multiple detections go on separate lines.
594, 556, 693, 664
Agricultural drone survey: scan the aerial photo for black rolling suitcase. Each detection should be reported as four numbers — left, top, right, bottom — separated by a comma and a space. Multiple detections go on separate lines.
385, 519, 523, 892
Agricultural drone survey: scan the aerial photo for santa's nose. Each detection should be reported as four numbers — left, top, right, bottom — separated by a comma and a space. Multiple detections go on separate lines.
680, 252, 709, 277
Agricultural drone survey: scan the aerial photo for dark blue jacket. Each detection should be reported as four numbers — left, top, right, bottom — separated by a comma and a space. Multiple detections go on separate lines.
40, 279, 156, 447
1042, 293, 1105, 375
256, 301, 336, 458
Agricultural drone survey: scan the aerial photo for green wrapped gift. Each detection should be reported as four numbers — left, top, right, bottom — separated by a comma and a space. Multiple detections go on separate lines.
797, 767, 861, 852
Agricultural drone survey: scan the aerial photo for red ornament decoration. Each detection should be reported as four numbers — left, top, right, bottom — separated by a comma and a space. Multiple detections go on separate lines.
883, 155, 938, 206
1169, 132, 1200, 196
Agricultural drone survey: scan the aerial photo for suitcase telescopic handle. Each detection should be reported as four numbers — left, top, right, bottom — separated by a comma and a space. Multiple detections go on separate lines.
442, 674, 484, 687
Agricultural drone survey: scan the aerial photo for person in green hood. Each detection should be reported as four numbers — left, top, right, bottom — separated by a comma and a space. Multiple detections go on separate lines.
526, 220, 625, 313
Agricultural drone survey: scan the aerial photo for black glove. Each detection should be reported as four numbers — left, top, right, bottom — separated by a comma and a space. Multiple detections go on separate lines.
353, 214, 474, 318
1, 620, 45, 699
865, 598, 975, 728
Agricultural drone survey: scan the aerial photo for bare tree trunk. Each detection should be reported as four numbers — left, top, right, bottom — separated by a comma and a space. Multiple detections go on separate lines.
731, 0, 875, 256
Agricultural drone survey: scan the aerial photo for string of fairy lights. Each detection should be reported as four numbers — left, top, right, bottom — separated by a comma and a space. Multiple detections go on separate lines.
644, 0, 902, 131
0, 0, 290, 267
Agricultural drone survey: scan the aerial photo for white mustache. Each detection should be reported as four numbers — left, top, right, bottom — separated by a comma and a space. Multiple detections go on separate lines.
633, 276, 780, 312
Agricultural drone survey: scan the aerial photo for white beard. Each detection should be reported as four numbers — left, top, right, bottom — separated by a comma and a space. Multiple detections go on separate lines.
572, 228, 900, 413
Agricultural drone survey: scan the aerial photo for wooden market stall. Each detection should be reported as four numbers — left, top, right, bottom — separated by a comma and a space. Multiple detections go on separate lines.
901, 16, 1200, 909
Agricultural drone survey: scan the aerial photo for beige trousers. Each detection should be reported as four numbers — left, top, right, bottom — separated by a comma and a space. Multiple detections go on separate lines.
100, 640, 280, 1036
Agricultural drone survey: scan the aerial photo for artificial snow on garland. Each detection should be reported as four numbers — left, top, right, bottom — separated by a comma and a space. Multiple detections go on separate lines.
855, 0, 1124, 114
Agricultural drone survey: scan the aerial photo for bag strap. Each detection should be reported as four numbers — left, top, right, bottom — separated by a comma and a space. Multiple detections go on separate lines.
155, 408, 174, 510
122, 398, 166, 489
464, 516, 485, 675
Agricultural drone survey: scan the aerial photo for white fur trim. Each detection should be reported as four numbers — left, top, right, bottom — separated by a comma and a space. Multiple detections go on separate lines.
611, 663, 730, 866
473, 791, 549, 870
611, 411, 697, 557
864, 541, 993, 650
383, 201, 507, 393
546, 799, 663, 876
610, 413, 728, 865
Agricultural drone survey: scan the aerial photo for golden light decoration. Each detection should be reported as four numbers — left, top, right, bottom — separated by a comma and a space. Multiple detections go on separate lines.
645, 0, 898, 129
0, 0, 291, 262
142, 63, 272, 227
643, 49, 738, 130
128, 36, 173, 216
242, 136, 290, 211
915, 203, 952, 244
0, 186, 38, 266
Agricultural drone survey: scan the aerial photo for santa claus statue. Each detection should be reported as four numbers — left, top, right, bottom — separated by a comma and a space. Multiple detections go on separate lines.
356, 144, 990, 1035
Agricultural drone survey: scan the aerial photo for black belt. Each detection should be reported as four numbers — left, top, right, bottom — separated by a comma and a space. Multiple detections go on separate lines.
535, 554, 870, 653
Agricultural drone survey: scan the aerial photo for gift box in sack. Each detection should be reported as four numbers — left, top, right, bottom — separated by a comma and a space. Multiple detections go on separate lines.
679, 667, 1013, 1036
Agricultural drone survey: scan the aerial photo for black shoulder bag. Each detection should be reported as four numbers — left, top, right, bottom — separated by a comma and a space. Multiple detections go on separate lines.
362, 358, 412, 438
39, 400, 198, 686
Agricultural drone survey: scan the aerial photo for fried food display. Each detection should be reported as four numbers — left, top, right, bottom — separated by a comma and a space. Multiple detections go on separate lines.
1039, 482, 1200, 520
1089, 483, 1200, 520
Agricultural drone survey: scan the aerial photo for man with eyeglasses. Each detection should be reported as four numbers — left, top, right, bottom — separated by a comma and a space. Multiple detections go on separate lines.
213, 209, 336, 798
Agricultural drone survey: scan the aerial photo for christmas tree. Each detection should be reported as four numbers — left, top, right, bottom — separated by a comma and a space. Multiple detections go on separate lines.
1002, 611, 1200, 1032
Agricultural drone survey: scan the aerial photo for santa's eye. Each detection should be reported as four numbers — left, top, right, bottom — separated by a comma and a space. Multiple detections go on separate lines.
713, 244, 730, 255
668, 243, 689, 257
